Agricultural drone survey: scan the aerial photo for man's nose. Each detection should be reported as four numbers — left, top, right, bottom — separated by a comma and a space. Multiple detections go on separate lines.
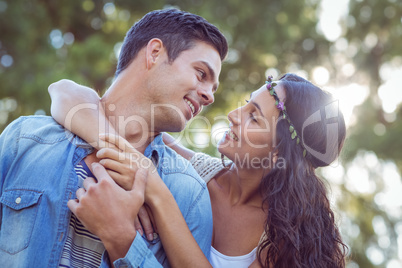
197, 86, 214, 106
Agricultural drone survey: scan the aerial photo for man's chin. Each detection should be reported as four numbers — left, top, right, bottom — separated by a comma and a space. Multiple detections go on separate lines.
161, 121, 188, 133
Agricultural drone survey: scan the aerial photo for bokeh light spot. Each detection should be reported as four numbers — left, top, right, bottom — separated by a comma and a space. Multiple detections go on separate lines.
312, 66, 330, 85
1, 54, 13, 67
82, 0, 94, 12
0, 0, 7, 12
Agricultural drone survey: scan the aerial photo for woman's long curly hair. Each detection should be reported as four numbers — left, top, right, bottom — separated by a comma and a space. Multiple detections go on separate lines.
257, 73, 348, 267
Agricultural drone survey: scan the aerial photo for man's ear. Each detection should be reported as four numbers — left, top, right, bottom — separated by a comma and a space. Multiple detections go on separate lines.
146, 38, 164, 69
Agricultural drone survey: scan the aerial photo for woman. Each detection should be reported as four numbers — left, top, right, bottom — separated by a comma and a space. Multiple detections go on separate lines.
49, 73, 348, 267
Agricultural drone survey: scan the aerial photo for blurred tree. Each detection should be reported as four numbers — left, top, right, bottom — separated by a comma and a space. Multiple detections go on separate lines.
0, 0, 163, 126
334, 0, 402, 267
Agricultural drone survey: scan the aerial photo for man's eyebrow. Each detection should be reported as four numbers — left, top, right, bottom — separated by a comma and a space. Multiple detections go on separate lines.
200, 61, 219, 92
249, 92, 264, 116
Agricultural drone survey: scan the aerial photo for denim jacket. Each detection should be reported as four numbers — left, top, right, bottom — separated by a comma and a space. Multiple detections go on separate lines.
0, 116, 212, 267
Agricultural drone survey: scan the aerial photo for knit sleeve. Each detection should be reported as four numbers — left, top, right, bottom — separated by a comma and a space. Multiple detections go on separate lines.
189, 152, 230, 184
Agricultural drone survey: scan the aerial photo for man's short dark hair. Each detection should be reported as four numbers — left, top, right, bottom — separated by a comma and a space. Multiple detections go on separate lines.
115, 9, 228, 77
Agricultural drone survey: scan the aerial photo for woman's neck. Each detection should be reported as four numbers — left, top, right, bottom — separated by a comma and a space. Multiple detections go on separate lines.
218, 164, 265, 207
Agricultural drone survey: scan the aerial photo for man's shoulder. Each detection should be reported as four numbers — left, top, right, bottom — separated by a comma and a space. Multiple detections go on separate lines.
3, 115, 69, 143
158, 146, 206, 187
151, 143, 211, 225
8, 115, 60, 130
159, 146, 211, 217
159, 146, 199, 175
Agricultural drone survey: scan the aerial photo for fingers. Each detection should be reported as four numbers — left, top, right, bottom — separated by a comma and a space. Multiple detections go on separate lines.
91, 162, 113, 183
100, 158, 137, 174
99, 134, 146, 166
99, 134, 133, 153
96, 148, 121, 162
69, 187, 86, 215
145, 205, 158, 233
98, 135, 152, 172
105, 169, 133, 190
98, 139, 120, 152
83, 176, 97, 189
137, 206, 154, 241
76, 187, 86, 200
97, 148, 137, 167
67, 199, 78, 214
68, 178, 94, 215
131, 168, 150, 238
134, 216, 144, 236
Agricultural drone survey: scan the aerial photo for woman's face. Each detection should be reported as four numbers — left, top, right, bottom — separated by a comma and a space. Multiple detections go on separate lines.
218, 82, 286, 169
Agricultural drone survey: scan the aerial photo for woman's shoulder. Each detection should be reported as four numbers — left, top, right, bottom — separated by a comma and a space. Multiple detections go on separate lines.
190, 152, 230, 184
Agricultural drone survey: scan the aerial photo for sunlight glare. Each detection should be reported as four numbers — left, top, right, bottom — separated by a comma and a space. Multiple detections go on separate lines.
329, 83, 369, 126
317, 0, 350, 41
366, 245, 385, 265
378, 65, 402, 113
322, 165, 345, 185
312, 66, 329, 85
387, 259, 402, 268
380, 162, 402, 218
346, 164, 374, 194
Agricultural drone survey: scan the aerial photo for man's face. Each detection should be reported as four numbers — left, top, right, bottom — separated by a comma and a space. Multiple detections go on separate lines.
147, 41, 222, 132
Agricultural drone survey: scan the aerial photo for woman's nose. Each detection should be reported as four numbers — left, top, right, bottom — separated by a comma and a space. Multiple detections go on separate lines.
227, 108, 241, 125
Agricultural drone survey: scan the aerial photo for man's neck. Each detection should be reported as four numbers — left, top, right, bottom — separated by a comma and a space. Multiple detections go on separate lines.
100, 64, 165, 154
107, 103, 159, 154
123, 131, 160, 154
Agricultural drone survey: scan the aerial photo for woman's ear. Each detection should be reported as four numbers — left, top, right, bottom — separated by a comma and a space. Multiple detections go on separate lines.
145, 38, 164, 69
261, 150, 278, 175
272, 150, 278, 165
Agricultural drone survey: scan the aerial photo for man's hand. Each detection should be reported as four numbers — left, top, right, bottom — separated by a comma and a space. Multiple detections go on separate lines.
67, 163, 147, 263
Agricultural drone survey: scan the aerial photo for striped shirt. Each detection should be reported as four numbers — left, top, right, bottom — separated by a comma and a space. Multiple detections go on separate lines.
58, 160, 105, 268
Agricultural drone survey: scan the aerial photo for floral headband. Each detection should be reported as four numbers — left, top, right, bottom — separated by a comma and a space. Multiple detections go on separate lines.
266, 75, 307, 157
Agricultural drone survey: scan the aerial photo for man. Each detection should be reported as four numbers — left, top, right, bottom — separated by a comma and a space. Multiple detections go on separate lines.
0, 9, 227, 267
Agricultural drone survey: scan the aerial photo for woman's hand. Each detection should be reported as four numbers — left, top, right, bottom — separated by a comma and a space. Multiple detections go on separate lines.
97, 134, 164, 202
96, 133, 160, 240
96, 134, 157, 189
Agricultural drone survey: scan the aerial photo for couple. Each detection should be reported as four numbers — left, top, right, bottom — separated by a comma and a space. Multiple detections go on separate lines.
0, 9, 347, 268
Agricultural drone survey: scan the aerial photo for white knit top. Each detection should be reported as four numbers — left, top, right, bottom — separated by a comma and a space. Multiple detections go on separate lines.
190, 152, 258, 267
189, 152, 231, 184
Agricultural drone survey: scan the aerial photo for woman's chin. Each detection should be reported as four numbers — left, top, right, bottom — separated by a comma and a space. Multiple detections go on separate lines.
217, 134, 231, 149
217, 145, 224, 154
216, 140, 228, 152
217, 144, 231, 159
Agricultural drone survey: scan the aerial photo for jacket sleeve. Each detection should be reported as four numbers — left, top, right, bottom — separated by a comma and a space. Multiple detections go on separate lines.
100, 231, 163, 268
